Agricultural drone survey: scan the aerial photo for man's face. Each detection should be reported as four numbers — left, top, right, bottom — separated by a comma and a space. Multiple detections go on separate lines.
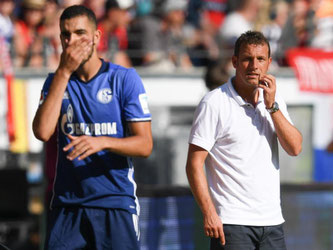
232, 43, 272, 88
107, 8, 131, 27
60, 15, 97, 64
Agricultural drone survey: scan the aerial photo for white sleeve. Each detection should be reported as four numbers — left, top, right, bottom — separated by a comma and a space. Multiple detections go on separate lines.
189, 100, 219, 152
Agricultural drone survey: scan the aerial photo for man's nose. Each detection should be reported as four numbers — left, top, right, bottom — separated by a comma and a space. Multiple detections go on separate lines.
249, 59, 258, 69
66, 34, 78, 45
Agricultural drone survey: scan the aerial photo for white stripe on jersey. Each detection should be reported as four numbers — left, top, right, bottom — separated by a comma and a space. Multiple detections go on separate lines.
127, 118, 152, 122
127, 158, 140, 216
132, 213, 140, 241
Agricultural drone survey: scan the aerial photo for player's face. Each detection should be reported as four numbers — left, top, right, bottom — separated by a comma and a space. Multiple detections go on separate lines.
232, 43, 272, 88
60, 15, 98, 64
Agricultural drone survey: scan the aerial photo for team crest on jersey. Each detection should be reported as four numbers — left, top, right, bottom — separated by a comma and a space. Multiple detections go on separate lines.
67, 104, 74, 123
63, 91, 69, 99
97, 88, 112, 104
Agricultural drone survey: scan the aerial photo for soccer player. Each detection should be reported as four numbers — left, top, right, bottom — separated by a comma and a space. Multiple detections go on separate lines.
186, 31, 302, 250
32, 5, 152, 250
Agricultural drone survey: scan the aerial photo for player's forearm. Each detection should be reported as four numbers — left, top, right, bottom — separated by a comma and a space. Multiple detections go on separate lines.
102, 134, 153, 158
271, 110, 303, 156
33, 69, 71, 141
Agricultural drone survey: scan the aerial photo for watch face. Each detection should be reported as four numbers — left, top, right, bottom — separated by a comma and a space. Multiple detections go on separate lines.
273, 102, 279, 110
267, 102, 279, 113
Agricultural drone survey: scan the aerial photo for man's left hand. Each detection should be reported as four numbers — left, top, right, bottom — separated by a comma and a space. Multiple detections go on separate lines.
64, 134, 104, 161
258, 74, 276, 109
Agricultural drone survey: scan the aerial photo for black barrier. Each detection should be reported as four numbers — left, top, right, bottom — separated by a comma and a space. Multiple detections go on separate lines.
0, 169, 28, 218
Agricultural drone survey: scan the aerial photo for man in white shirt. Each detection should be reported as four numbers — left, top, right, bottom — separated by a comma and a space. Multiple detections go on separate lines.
186, 31, 302, 250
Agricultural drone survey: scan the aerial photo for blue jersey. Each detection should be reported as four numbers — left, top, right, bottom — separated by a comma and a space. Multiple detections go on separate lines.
41, 60, 151, 215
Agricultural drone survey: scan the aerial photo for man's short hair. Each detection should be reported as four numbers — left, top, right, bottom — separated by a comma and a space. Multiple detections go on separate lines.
60, 5, 97, 29
234, 31, 271, 58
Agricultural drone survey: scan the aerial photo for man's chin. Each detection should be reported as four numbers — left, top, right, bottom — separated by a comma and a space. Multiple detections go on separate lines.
80, 59, 88, 67
245, 79, 259, 86
80, 54, 93, 67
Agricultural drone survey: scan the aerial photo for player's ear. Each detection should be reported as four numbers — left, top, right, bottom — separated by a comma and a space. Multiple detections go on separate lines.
232, 55, 237, 69
94, 29, 101, 46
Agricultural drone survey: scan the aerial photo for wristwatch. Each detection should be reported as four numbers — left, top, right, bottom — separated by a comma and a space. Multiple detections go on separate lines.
266, 102, 279, 114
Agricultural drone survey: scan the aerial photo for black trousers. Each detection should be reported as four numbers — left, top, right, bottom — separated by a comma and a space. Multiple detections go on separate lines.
210, 224, 287, 250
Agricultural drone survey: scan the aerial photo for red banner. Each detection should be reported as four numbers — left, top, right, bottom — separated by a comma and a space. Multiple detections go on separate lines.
0, 37, 15, 142
286, 48, 333, 93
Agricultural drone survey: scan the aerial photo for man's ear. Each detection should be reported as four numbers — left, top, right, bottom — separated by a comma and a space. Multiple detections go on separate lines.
231, 55, 237, 69
268, 56, 272, 66
94, 29, 101, 46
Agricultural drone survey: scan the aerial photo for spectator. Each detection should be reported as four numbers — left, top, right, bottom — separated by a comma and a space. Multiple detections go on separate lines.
97, 0, 134, 68
276, 0, 315, 65
204, 60, 229, 90
127, 0, 154, 66
0, 0, 14, 45
261, 0, 290, 67
186, 0, 228, 66
84, 0, 106, 21
129, 0, 195, 72
311, 0, 333, 50
13, 0, 47, 68
201, 0, 228, 32
135, 0, 153, 17
218, 0, 262, 74
42, 0, 62, 70
218, 0, 261, 56
58, 0, 84, 9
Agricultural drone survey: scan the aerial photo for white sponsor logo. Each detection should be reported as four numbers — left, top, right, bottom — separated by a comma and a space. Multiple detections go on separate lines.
60, 104, 117, 135
61, 118, 117, 136
139, 93, 150, 114
97, 88, 112, 104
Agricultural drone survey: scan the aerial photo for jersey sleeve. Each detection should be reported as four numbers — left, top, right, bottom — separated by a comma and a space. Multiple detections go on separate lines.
38, 73, 54, 106
189, 99, 219, 152
122, 69, 151, 122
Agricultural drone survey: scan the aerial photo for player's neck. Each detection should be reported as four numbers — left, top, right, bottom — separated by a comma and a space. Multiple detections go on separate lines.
76, 55, 102, 82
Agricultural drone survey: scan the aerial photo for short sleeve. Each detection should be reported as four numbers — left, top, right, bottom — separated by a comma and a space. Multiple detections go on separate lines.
122, 69, 151, 122
38, 73, 54, 106
189, 100, 219, 152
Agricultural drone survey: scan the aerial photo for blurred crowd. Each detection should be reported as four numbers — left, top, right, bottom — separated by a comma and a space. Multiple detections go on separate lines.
0, 0, 333, 83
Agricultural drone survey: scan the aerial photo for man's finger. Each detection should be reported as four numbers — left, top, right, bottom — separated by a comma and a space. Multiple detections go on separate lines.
67, 144, 88, 160
63, 134, 79, 151
67, 134, 77, 141
218, 226, 225, 245
78, 149, 93, 161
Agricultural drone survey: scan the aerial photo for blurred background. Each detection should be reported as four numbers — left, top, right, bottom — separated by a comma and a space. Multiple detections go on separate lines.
0, 0, 333, 249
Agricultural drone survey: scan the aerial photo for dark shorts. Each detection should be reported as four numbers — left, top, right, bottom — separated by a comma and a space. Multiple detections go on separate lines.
210, 224, 287, 250
44, 207, 140, 250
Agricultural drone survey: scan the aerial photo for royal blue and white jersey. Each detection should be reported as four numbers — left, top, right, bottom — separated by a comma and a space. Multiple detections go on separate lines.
40, 60, 151, 215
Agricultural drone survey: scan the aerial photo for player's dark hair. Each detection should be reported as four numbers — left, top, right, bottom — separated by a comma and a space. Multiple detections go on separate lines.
234, 31, 271, 58
60, 5, 97, 28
